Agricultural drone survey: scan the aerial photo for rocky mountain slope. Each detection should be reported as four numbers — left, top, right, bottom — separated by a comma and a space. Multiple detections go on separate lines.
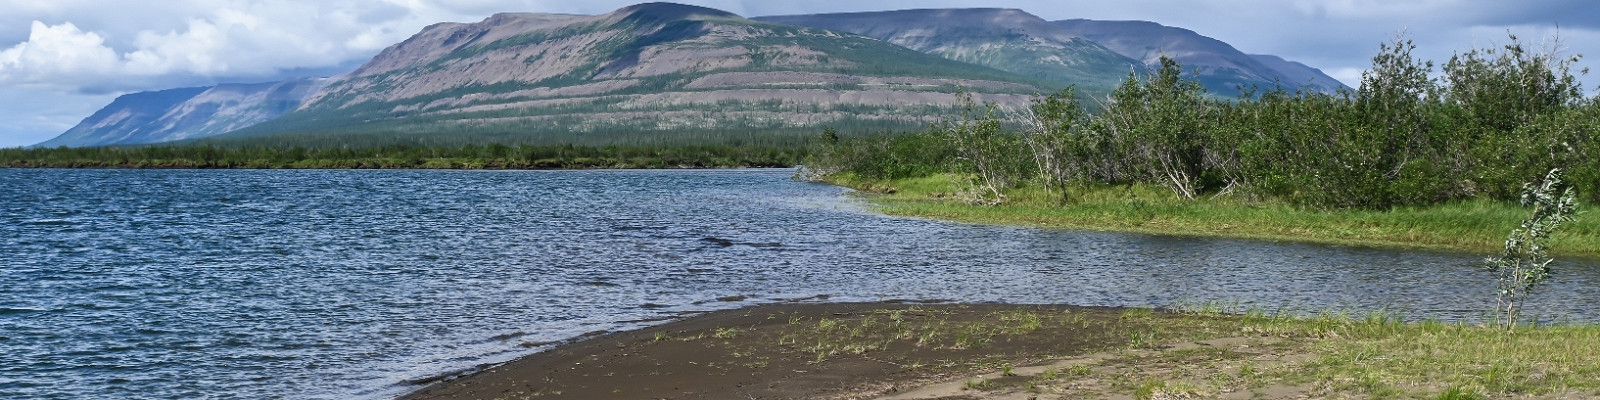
35, 87, 209, 148
219, 3, 1045, 145
37, 3, 1354, 148
754, 9, 1143, 92
1052, 19, 1346, 96
35, 78, 329, 147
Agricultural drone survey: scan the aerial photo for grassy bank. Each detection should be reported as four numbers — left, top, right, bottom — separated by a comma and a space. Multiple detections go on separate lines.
967, 305, 1600, 399
829, 173, 1600, 257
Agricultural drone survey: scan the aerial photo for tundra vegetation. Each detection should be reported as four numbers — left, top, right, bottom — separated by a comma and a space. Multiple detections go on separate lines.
803, 35, 1600, 256
792, 37, 1599, 398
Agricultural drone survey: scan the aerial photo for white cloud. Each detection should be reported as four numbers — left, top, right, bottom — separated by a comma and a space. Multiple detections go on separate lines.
0, 21, 121, 84
123, 19, 228, 76
2, 0, 1597, 146
0, 0, 473, 91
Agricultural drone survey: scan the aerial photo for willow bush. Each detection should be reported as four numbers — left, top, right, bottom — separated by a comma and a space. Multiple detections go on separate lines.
806, 33, 1600, 210
1485, 168, 1578, 329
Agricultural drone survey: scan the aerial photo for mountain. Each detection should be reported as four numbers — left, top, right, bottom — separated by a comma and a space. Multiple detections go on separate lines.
35, 78, 330, 147
1248, 54, 1348, 93
754, 9, 1143, 92
217, 3, 1046, 146
35, 87, 210, 147
38, 3, 1356, 148
1051, 19, 1347, 96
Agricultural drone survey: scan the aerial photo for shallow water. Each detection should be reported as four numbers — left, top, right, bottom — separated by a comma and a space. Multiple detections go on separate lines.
2, 168, 1597, 399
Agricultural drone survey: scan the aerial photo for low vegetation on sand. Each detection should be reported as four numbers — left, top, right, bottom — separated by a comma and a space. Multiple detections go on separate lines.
935, 304, 1600, 400
401, 303, 1600, 399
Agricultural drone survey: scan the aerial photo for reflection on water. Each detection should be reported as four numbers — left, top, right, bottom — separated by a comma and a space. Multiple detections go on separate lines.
2, 168, 1596, 399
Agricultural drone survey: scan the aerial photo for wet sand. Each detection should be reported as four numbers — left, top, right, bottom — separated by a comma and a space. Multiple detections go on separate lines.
397, 302, 1247, 400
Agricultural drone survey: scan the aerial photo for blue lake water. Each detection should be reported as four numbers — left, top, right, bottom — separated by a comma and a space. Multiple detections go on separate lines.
3, 168, 1598, 399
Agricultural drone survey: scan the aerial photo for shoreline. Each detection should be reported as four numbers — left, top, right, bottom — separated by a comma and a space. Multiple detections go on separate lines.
394, 302, 1171, 400
825, 175, 1600, 259
394, 301, 1600, 399
0, 164, 795, 170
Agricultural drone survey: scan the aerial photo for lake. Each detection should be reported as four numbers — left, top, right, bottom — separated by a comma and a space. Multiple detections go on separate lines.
3, 168, 1597, 399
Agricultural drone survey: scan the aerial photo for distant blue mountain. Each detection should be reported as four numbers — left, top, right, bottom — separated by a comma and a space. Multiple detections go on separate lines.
36, 78, 329, 147
35, 87, 209, 147
1052, 19, 1348, 96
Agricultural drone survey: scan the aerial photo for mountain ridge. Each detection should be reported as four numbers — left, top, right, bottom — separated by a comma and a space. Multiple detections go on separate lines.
1248, 54, 1348, 93
36, 3, 1353, 148
754, 8, 1143, 91
1051, 18, 1347, 95
219, 3, 1046, 145
36, 78, 330, 148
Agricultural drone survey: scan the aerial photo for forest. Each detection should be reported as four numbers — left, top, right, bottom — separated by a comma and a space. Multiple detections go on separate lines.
0, 143, 801, 169
804, 35, 1600, 209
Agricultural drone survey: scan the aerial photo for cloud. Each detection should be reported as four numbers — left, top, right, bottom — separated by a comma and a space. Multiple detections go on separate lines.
0, 0, 472, 92
0, 21, 121, 84
6, 0, 1593, 93
2, 0, 1597, 146
0, 0, 469, 145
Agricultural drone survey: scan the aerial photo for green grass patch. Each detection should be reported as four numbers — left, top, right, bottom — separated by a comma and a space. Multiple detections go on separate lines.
600, 303, 1600, 399
1024, 305, 1600, 399
1302, 323, 1600, 396
1231, 309, 1600, 398
834, 174, 1600, 257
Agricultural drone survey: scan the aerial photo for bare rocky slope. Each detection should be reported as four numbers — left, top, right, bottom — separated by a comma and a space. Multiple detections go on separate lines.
218, 3, 1046, 146
35, 87, 210, 148
35, 78, 328, 147
756, 10, 1346, 98
37, 3, 1354, 148
754, 9, 1144, 92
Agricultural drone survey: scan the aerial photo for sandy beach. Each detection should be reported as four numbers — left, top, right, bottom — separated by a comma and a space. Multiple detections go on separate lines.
396, 302, 1278, 399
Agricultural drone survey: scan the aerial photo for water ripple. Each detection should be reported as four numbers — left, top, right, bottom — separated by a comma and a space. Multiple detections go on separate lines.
2, 168, 1598, 399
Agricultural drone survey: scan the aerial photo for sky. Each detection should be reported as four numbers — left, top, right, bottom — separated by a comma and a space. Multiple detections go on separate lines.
3, 0, 1598, 147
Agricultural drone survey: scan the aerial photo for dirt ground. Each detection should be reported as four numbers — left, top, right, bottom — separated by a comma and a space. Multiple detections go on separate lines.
396, 302, 1330, 400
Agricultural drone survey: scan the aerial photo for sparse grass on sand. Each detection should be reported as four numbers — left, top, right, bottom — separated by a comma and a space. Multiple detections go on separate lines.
952, 304, 1600, 399
401, 303, 1600, 400
826, 173, 1600, 258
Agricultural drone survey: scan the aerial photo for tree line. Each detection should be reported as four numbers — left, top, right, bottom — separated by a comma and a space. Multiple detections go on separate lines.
2, 143, 801, 169
806, 35, 1600, 209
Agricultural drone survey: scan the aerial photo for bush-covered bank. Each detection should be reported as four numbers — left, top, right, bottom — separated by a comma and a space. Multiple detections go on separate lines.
0, 143, 801, 169
801, 35, 1600, 255
803, 35, 1600, 208
830, 173, 1600, 257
